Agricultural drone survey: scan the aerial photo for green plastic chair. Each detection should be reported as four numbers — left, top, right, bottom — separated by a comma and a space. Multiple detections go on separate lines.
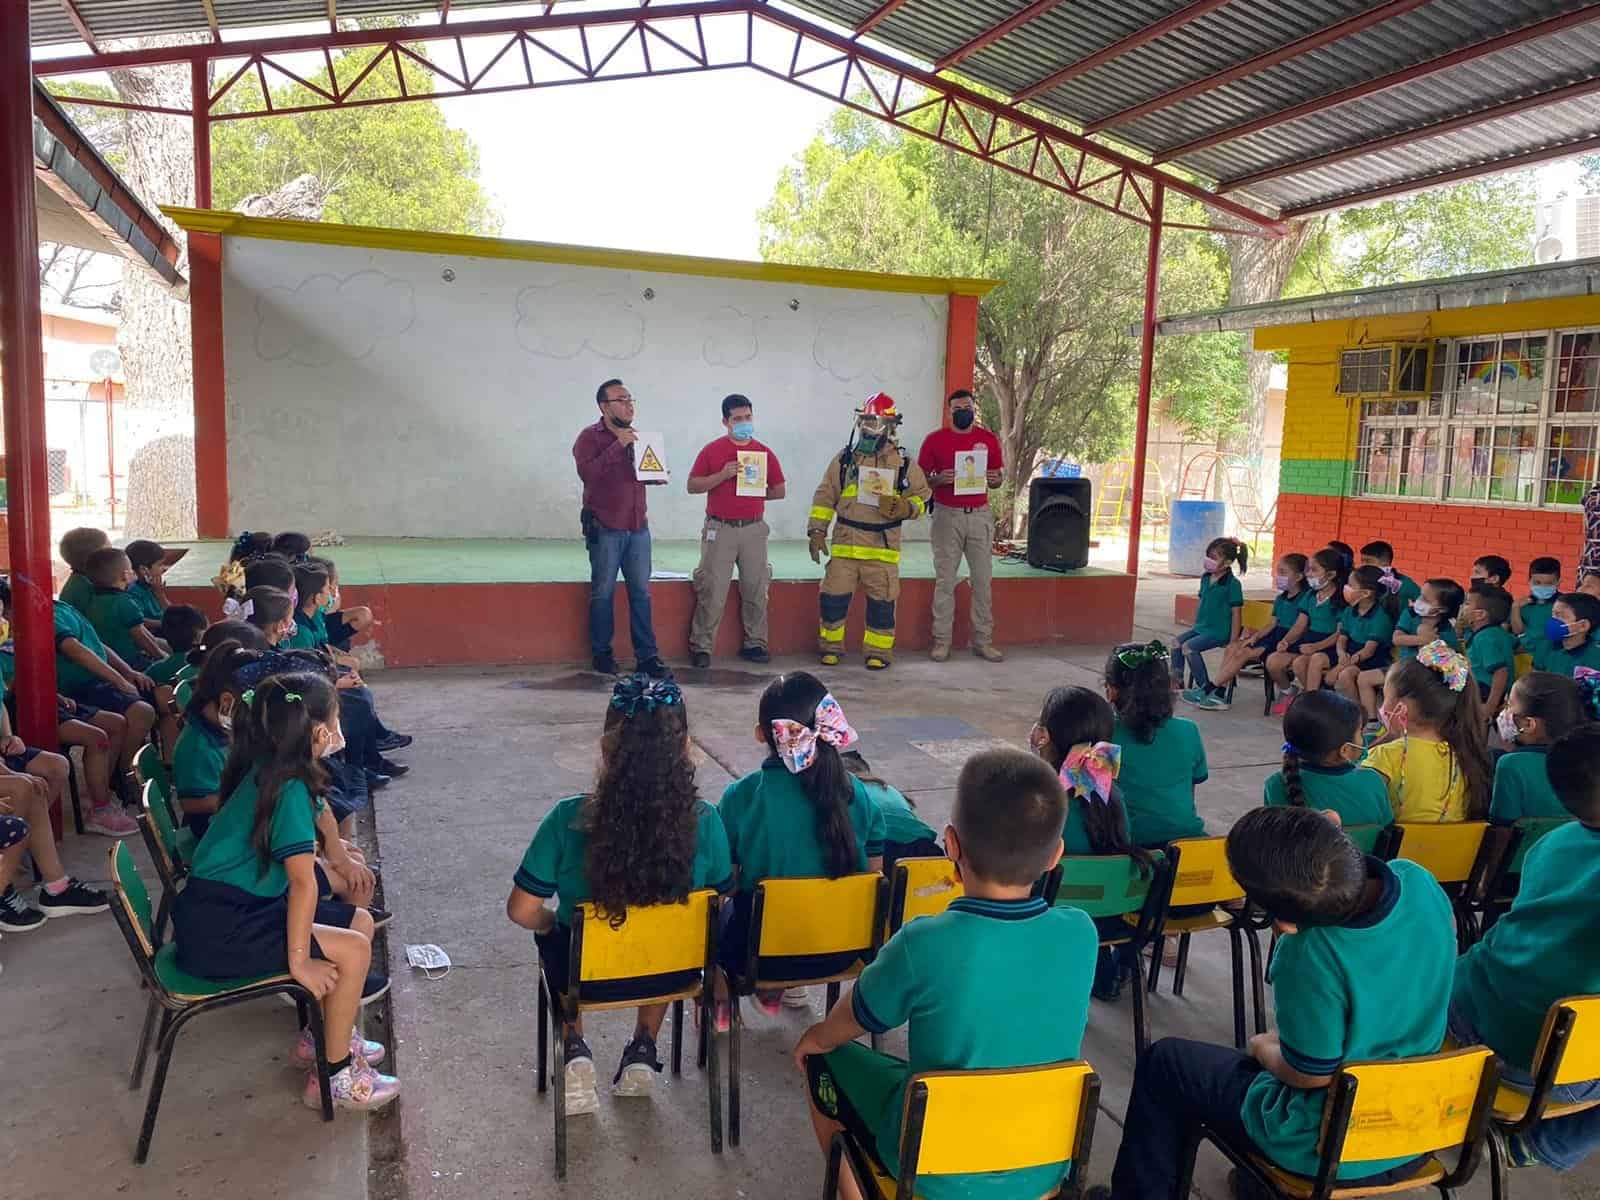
135, 779, 195, 945
135, 744, 194, 859
173, 678, 194, 711
108, 840, 332, 1163
1051, 852, 1172, 1053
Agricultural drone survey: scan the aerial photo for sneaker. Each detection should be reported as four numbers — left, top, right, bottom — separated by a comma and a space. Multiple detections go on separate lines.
637, 657, 673, 680
973, 644, 1005, 663
929, 644, 951, 663
304, 1055, 400, 1111
366, 906, 393, 930
85, 805, 138, 838
294, 1028, 386, 1067
592, 652, 620, 676
1195, 691, 1229, 711
365, 772, 392, 792
690, 651, 711, 669
0, 887, 47, 933
36, 878, 110, 917
612, 1034, 664, 1096
1179, 687, 1207, 707
739, 645, 770, 664
360, 973, 391, 1007
864, 656, 890, 671
781, 987, 813, 1010
563, 1035, 600, 1116
374, 757, 409, 777
374, 732, 413, 752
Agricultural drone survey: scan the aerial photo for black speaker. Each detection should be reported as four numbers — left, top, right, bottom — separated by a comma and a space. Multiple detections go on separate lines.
1026, 477, 1091, 570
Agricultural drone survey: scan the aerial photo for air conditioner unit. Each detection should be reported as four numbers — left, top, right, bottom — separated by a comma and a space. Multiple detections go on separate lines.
1335, 342, 1431, 397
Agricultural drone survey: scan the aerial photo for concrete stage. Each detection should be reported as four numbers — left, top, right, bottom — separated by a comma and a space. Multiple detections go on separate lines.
165, 537, 1135, 668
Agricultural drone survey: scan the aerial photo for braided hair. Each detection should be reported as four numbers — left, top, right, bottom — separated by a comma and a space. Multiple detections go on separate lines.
1280, 691, 1362, 806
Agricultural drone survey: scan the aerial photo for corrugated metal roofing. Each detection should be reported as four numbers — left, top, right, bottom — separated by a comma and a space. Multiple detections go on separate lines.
26, 0, 1600, 220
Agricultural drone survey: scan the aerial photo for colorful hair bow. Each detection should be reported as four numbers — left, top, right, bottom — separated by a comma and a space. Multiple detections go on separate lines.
771, 693, 857, 774
610, 674, 683, 717
222, 596, 254, 621
1417, 639, 1470, 692
1114, 640, 1168, 669
1061, 741, 1120, 804
1376, 568, 1401, 595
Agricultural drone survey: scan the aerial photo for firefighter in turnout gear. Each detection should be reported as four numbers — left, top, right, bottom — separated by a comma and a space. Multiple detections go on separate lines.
807, 393, 932, 669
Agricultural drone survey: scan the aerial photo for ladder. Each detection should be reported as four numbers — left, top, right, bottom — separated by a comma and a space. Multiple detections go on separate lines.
1092, 457, 1170, 539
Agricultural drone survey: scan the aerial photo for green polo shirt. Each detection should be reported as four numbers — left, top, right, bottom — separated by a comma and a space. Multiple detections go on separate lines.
293, 607, 330, 649
1489, 748, 1566, 823
1111, 716, 1206, 846
53, 600, 111, 691
0, 645, 13, 688
1393, 609, 1458, 662
1392, 571, 1421, 608
1467, 625, 1516, 687
859, 779, 936, 848
1337, 603, 1394, 656
85, 586, 149, 666
1243, 859, 1454, 1179
128, 579, 164, 622
281, 623, 319, 650
59, 571, 94, 615
148, 651, 189, 685
1543, 636, 1600, 677
188, 774, 324, 898
1062, 787, 1132, 855
1263, 764, 1393, 827
1271, 588, 1309, 633
513, 794, 733, 927
173, 714, 229, 804
1454, 822, 1600, 1072
1303, 590, 1341, 638
1517, 600, 1557, 668
1194, 571, 1244, 641
840, 896, 1098, 1199
718, 760, 886, 890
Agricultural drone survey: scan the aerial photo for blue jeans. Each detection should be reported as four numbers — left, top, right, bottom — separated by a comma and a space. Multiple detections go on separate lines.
588, 524, 658, 662
1176, 628, 1229, 690
1449, 1001, 1600, 1171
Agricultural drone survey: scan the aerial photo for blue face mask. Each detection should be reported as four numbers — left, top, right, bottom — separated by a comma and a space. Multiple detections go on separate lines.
1546, 616, 1573, 643
1530, 584, 1558, 602
730, 420, 754, 441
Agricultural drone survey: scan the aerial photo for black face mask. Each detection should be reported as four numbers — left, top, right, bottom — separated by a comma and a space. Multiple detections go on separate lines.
952, 409, 975, 431
610, 414, 632, 429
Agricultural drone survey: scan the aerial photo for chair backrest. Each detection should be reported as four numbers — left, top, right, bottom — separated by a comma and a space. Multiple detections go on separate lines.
1507, 817, 1573, 878
752, 874, 886, 978
1532, 995, 1600, 1089
901, 1061, 1098, 1181
1395, 822, 1488, 886
573, 889, 715, 986
141, 778, 187, 875
1343, 824, 1402, 859
1053, 853, 1163, 918
174, 679, 194, 709
1165, 837, 1244, 908
890, 857, 963, 934
134, 741, 171, 799
1324, 1047, 1496, 1171
108, 840, 157, 964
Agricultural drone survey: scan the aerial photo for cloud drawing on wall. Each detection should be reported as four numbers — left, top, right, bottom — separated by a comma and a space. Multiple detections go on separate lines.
814, 308, 930, 382
514, 283, 644, 360
254, 270, 415, 367
702, 306, 758, 367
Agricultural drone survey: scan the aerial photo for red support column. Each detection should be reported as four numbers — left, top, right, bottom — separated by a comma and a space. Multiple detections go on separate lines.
192, 59, 212, 209
1, 10, 64, 801
1126, 184, 1164, 578
943, 292, 979, 427
190, 231, 229, 537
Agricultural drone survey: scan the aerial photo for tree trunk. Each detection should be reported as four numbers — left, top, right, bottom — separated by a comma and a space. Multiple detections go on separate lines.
1224, 221, 1313, 464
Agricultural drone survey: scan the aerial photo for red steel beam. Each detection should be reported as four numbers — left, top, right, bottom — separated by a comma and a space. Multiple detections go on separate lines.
56, 0, 99, 52
1083, 0, 1433, 133
1154, 4, 1600, 164
1220, 72, 1600, 194
1281, 129, 1600, 218
936, 0, 1069, 72
1126, 181, 1164, 578
1013, 0, 1234, 101
855, 0, 913, 37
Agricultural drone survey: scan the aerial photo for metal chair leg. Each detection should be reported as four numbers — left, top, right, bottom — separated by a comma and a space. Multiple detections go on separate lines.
1229, 929, 1247, 1050
1131, 962, 1150, 1055
824, 1134, 844, 1200
1172, 933, 1192, 996
536, 979, 549, 1094
1147, 936, 1165, 994
301, 989, 333, 1120
826, 980, 840, 1013
1487, 1125, 1509, 1200
1244, 926, 1267, 1035
552, 1015, 567, 1181
704, 990, 723, 1155
68, 757, 84, 836
130, 991, 160, 1090
134, 1008, 179, 1163
728, 977, 743, 1148
671, 998, 683, 1076
696, 993, 709, 1070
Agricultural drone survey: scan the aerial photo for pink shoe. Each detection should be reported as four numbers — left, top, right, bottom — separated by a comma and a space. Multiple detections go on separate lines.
85, 806, 138, 837
754, 989, 784, 1017
294, 1028, 385, 1067
304, 1055, 399, 1111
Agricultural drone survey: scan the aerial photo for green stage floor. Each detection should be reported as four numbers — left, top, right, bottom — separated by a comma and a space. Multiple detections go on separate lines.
165, 537, 1122, 587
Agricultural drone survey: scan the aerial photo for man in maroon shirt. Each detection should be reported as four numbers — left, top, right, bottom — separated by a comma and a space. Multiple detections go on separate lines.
917, 388, 1005, 663
572, 378, 667, 678
685, 394, 787, 668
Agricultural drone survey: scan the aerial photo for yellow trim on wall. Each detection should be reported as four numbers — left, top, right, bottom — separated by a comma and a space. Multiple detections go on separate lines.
1254, 295, 1600, 353
162, 207, 1002, 298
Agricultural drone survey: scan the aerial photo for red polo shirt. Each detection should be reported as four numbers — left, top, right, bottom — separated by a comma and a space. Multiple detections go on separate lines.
573, 419, 647, 532
690, 436, 786, 522
918, 426, 1004, 510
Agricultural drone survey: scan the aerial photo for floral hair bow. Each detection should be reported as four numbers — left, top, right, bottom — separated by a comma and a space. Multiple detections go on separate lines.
222, 596, 255, 621
234, 653, 300, 691
610, 674, 683, 717
1114, 639, 1168, 669
771, 693, 857, 774
1061, 741, 1120, 804
212, 560, 245, 595
1376, 568, 1402, 594
1417, 639, 1470, 692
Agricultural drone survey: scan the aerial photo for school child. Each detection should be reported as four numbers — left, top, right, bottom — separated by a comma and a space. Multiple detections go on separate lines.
840, 751, 939, 872
1542, 593, 1600, 676
1490, 672, 1589, 824
1512, 557, 1563, 669
1364, 646, 1492, 822
1265, 691, 1393, 826
797, 747, 1095, 1200
242, 556, 297, 605
507, 676, 732, 1112
718, 672, 886, 1019
53, 597, 157, 787
172, 672, 398, 1110
311, 555, 378, 657
1463, 583, 1516, 716
1389, 578, 1463, 663
124, 539, 171, 627
229, 531, 276, 563
1325, 540, 1355, 574
0, 776, 108, 932
0, 674, 82, 843
1106, 642, 1206, 847
1582, 573, 1600, 600
1272, 547, 1346, 709
287, 561, 334, 650
1358, 540, 1421, 607
83, 546, 166, 672
272, 531, 313, 561
57, 526, 109, 615
1177, 536, 1247, 709
1210, 554, 1311, 703
1448, 722, 1600, 1174
172, 640, 260, 839
242, 586, 298, 648
1099, 806, 1455, 1198
1472, 554, 1513, 589
1327, 565, 1399, 725
150, 606, 206, 685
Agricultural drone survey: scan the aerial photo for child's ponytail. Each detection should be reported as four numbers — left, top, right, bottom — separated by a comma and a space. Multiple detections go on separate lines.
1280, 691, 1362, 808
760, 673, 860, 878
1350, 564, 1401, 620
1207, 536, 1248, 576
1392, 650, 1492, 819
1104, 642, 1174, 745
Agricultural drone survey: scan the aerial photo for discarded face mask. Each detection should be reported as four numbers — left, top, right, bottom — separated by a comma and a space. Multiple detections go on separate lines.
404, 943, 452, 980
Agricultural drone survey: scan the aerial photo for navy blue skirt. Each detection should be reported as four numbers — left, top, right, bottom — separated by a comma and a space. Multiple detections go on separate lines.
173, 876, 357, 980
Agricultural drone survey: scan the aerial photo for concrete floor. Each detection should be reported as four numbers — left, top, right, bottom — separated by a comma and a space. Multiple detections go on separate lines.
5, 573, 1598, 1199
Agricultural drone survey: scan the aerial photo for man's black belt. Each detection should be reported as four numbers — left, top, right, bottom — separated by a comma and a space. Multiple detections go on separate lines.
836, 515, 902, 534
710, 516, 762, 527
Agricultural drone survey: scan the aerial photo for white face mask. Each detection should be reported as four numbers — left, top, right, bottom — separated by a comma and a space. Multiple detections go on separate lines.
1411, 598, 1435, 617
1307, 573, 1327, 589
405, 943, 452, 980
316, 724, 346, 759
217, 700, 234, 733
1496, 708, 1522, 744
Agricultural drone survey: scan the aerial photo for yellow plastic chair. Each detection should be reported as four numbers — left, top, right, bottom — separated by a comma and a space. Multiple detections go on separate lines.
1178, 1045, 1500, 1199
534, 889, 721, 1180
1149, 836, 1265, 1049
887, 857, 962, 935
826, 1060, 1101, 1200
729, 873, 888, 1147
1392, 822, 1489, 950
1487, 996, 1600, 1200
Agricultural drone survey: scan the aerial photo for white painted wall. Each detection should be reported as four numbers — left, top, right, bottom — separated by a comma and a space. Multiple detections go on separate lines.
221, 235, 949, 540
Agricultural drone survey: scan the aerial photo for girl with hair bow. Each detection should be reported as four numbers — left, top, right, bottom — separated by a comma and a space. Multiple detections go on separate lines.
1363, 643, 1493, 822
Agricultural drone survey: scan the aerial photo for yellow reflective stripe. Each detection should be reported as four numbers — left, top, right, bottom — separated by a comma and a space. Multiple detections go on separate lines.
908, 495, 926, 516
831, 544, 901, 563
809, 506, 835, 522
862, 629, 895, 650
840, 485, 858, 501
819, 625, 846, 643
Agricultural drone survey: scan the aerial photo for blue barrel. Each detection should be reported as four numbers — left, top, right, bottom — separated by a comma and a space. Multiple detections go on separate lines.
1168, 500, 1226, 576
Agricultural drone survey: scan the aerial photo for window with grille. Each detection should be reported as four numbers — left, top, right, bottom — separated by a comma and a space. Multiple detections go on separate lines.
1351, 329, 1600, 508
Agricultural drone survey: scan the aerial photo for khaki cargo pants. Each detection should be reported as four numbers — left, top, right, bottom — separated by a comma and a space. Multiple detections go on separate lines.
930, 503, 995, 647
819, 554, 899, 662
690, 517, 771, 655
